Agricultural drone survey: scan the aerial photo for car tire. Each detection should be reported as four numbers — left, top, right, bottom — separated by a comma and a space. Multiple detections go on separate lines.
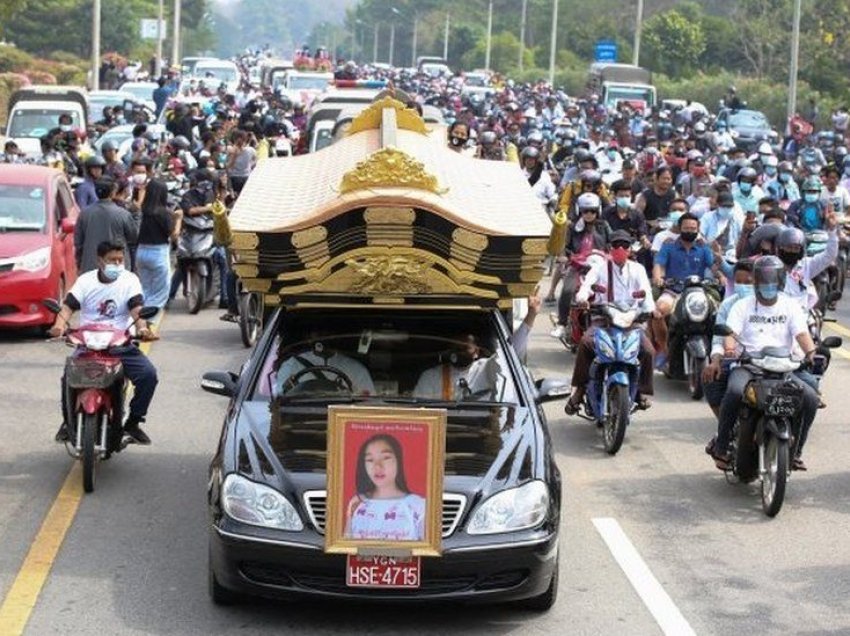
208, 549, 241, 605
519, 562, 559, 612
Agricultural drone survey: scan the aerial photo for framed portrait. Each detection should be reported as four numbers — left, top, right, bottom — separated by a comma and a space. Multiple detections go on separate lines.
324, 406, 446, 557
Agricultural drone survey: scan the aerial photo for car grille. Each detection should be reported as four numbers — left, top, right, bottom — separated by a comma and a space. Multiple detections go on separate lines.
302, 491, 467, 538
0, 305, 18, 316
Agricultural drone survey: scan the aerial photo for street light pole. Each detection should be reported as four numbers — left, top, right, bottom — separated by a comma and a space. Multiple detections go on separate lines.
91, 0, 101, 90
155, 0, 164, 77
373, 23, 379, 64
172, 0, 181, 68
485, 0, 493, 72
548, 0, 559, 85
633, 0, 644, 66
411, 15, 418, 68
519, 0, 528, 71
443, 12, 450, 60
787, 0, 802, 121
389, 23, 395, 66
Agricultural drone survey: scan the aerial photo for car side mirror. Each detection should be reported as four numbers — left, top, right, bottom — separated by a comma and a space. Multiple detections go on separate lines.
60, 218, 75, 234
713, 324, 733, 337
534, 378, 571, 404
201, 371, 239, 398
822, 336, 842, 349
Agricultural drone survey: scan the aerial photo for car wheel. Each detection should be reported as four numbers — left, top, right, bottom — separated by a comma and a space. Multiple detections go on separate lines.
519, 562, 558, 612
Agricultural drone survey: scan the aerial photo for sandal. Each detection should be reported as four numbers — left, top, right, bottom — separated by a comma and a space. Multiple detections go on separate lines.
711, 449, 732, 471
219, 312, 238, 323
792, 457, 808, 471
635, 395, 651, 410
564, 397, 581, 416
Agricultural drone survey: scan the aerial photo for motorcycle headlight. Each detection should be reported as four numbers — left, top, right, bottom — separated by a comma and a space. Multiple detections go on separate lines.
467, 481, 550, 535
610, 309, 638, 330
13, 246, 51, 272
222, 474, 304, 531
684, 291, 709, 323
81, 330, 114, 351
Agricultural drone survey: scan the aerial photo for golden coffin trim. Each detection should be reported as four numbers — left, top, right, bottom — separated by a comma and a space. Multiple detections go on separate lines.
231, 232, 259, 250
364, 206, 416, 225
339, 147, 446, 195
291, 225, 328, 249
346, 96, 429, 136
452, 227, 489, 251
522, 238, 549, 256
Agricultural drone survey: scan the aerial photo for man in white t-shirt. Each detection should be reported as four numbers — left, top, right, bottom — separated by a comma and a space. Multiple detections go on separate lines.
49, 241, 158, 445
274, 346, 376, 397
711, 256, 819, 471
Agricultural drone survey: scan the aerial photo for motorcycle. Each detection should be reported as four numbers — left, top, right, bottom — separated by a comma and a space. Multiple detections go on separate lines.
662, 276, 720, 400
568, 288, 651, 455
176, 212, 218, 314
805, 230, 836, 312
713, 325, 841, 516
548, 254, 596, 353
45, 299, 158, 493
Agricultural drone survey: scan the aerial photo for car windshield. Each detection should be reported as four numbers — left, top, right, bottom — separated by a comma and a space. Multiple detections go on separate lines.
251, 311, 522, 408
196, 66, 238, 83
606, 86, 654, 107
8, 109, 81, 138
288, 76, 331, 90
729, 110, 769, 129
89, 95, 129, 117
0, 185, 47, 231
122, 84, 156, 101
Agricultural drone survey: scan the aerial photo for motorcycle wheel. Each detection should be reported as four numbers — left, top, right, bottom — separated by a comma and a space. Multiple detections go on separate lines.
688, 356, 705, 400
81, 412, 99, 493
603, 384, 629, 455
238, 293, 262, 348
187, 270, 206, 315
761, 435, 789, 517
734, 414, 758, 483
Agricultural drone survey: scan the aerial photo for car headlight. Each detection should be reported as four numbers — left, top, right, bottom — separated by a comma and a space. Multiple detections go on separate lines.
684, 291, 709, 323
13, 246, 51, 272
222, 474, 304, 531
467, 480, 550, 535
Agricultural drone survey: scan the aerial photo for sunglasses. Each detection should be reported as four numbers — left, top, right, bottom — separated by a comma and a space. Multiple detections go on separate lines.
611, 242, 631, 249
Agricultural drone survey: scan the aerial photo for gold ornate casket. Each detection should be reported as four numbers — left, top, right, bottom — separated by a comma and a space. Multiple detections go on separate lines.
228, 97, 552, 310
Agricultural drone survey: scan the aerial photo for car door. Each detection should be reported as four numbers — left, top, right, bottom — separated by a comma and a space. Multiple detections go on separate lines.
54, 177, 79, 285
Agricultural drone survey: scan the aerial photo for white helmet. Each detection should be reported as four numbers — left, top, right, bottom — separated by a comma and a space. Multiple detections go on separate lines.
577, 192, 601, 212
757, 141, 773, 156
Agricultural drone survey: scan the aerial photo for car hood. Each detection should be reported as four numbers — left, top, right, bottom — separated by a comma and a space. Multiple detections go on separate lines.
232, 401, 539, 499
0, 231, 48, 259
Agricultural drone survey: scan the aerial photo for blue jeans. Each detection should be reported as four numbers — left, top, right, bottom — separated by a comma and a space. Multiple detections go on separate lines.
135, 244, 171, 309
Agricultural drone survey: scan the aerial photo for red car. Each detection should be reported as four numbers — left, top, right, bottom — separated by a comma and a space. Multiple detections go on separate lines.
0, 165, 78, 330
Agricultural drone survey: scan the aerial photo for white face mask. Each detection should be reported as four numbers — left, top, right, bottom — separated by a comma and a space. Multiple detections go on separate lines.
131, 173, 148, 186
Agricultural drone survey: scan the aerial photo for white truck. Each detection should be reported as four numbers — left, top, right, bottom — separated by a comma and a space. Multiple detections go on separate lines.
5, 86, 88, 159
586, 63, 656, 114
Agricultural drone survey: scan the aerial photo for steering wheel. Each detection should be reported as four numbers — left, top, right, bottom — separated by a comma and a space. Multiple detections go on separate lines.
281, 365, 354, 394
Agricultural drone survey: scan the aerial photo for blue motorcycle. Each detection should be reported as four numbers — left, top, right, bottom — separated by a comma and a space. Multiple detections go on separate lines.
575, 294, 651, 454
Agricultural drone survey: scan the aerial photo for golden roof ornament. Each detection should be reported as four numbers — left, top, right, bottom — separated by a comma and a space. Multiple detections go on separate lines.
339, 147, 446, 195
346, 96, 429, 136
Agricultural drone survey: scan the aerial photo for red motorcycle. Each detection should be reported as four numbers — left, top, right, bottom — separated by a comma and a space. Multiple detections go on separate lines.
47, 301, 157, 493
549, 251, 605, 352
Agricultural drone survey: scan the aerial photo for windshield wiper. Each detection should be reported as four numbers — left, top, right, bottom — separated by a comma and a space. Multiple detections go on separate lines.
379, 397, 518, 409
277, 394, 371, 405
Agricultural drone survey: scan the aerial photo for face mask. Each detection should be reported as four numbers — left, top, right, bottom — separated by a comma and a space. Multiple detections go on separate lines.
717, 205, 733, 219
607, 150, 617, 160
450, 136, 466, 147
131, 173, 148, 186
804, 192, 819, 203
450, 350, 474, 369
60, 124, 72, 132
616, 196, 631, 208
758, 283, 779, 301
779, 172, 791, 183
734, 283, 754, 298
669, 212, 684, 226
764, 166, 777, 177
778, 250, 801, 267
692, 166, 707, 177
217, 152, 228, 164
739, 182, 753, 195
680, 231, 698, 243
610, 246, 630, 266
102, 263, 123, 281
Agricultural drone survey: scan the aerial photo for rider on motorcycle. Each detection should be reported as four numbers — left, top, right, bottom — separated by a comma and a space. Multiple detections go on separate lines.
821, 164, 850, 215
564, 230, 656, 414
75, 155, 106, 210
775, 221, 839, 309
710, 256, 819, 471
732, 166, 765, 215
49, 240, 158, 445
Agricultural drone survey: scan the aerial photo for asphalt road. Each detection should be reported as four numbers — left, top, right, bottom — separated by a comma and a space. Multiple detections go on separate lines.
1, 294, 850, 635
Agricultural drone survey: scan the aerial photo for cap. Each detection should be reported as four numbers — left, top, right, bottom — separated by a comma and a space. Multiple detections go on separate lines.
610, 230, 632, 244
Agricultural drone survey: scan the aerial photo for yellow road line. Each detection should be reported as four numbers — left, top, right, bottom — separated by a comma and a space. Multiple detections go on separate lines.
0, 310, 166, 635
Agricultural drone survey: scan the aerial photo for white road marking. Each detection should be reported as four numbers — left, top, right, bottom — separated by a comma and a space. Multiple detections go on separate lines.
593, 517, 696, 636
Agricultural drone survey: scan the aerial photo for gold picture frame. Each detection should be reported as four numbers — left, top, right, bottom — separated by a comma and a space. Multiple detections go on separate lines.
324, 406, 446, 557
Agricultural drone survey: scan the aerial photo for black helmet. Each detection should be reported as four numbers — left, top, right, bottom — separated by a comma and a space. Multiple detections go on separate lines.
479, 130, 497, 146
520, 145, 540, 161
753, 255, 786, 305
85, 155, 107, 169
737, 166, 758, 182
170, 135, 191, 151
101, 139, 119, 153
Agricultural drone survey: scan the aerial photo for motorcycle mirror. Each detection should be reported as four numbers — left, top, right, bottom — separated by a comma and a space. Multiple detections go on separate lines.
591, 284, 607, 294
713, 324, 733, 337
42, 298, 61, 314
138, 306, 159, 320
632, 290, 646, 299
821, 336, 843, 349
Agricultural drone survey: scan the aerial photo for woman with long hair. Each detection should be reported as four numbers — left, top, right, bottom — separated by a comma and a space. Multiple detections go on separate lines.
135, 179, 180, 308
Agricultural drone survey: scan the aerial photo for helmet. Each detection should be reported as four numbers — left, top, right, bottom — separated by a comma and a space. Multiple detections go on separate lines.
753, 255, 787, 304
527, 130, 544, 146
777, 226, 805, 252
756, 141, 773, 156
843, 155, 850, 169
85, 155, 107, 169
101, 140, 119, 153
778, 160, 794, 173
479, 130, 497, 146
577, 192, 601, 213
170, 135, 191, 151
763, 155, 779, 168
580, 169, 602, 186
801, 175, 823, 193
737, 166, 758, 182
521, 145, 540, 161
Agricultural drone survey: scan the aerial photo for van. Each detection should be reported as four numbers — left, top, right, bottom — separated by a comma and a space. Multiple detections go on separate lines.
5, 86, 88, 159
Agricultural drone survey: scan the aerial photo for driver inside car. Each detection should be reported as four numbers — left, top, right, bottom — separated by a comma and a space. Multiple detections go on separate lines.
413, 335, 499, 400
273, 339, 376, 397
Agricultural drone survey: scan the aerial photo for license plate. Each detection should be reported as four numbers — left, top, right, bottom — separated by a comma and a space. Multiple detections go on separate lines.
346, 555, 421, 589
765, 394, 799, 417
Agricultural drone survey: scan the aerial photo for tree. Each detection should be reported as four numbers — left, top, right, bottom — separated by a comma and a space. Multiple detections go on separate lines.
642, 9, 706, 79
731, 0, 791, 80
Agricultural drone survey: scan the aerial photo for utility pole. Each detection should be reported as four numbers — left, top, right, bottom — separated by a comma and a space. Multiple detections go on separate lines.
633, 0, 644, 66
787, 0, 802, 121
373, 23, 379, 64
172, 0, 181, 68
443, 12, 450, 60
485, 0, 493, 72
519, 0, 528, 71
411, 15, 418, 68
155, 0, 164, 77
548, 0, 559, 85
91, 0, 101, 90
389, 23, 395, 66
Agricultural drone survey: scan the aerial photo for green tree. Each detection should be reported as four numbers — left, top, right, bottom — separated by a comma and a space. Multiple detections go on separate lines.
642, 9, 706, 79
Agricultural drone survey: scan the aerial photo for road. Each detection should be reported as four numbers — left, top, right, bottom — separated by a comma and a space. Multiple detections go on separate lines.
1, 294, 850, 635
